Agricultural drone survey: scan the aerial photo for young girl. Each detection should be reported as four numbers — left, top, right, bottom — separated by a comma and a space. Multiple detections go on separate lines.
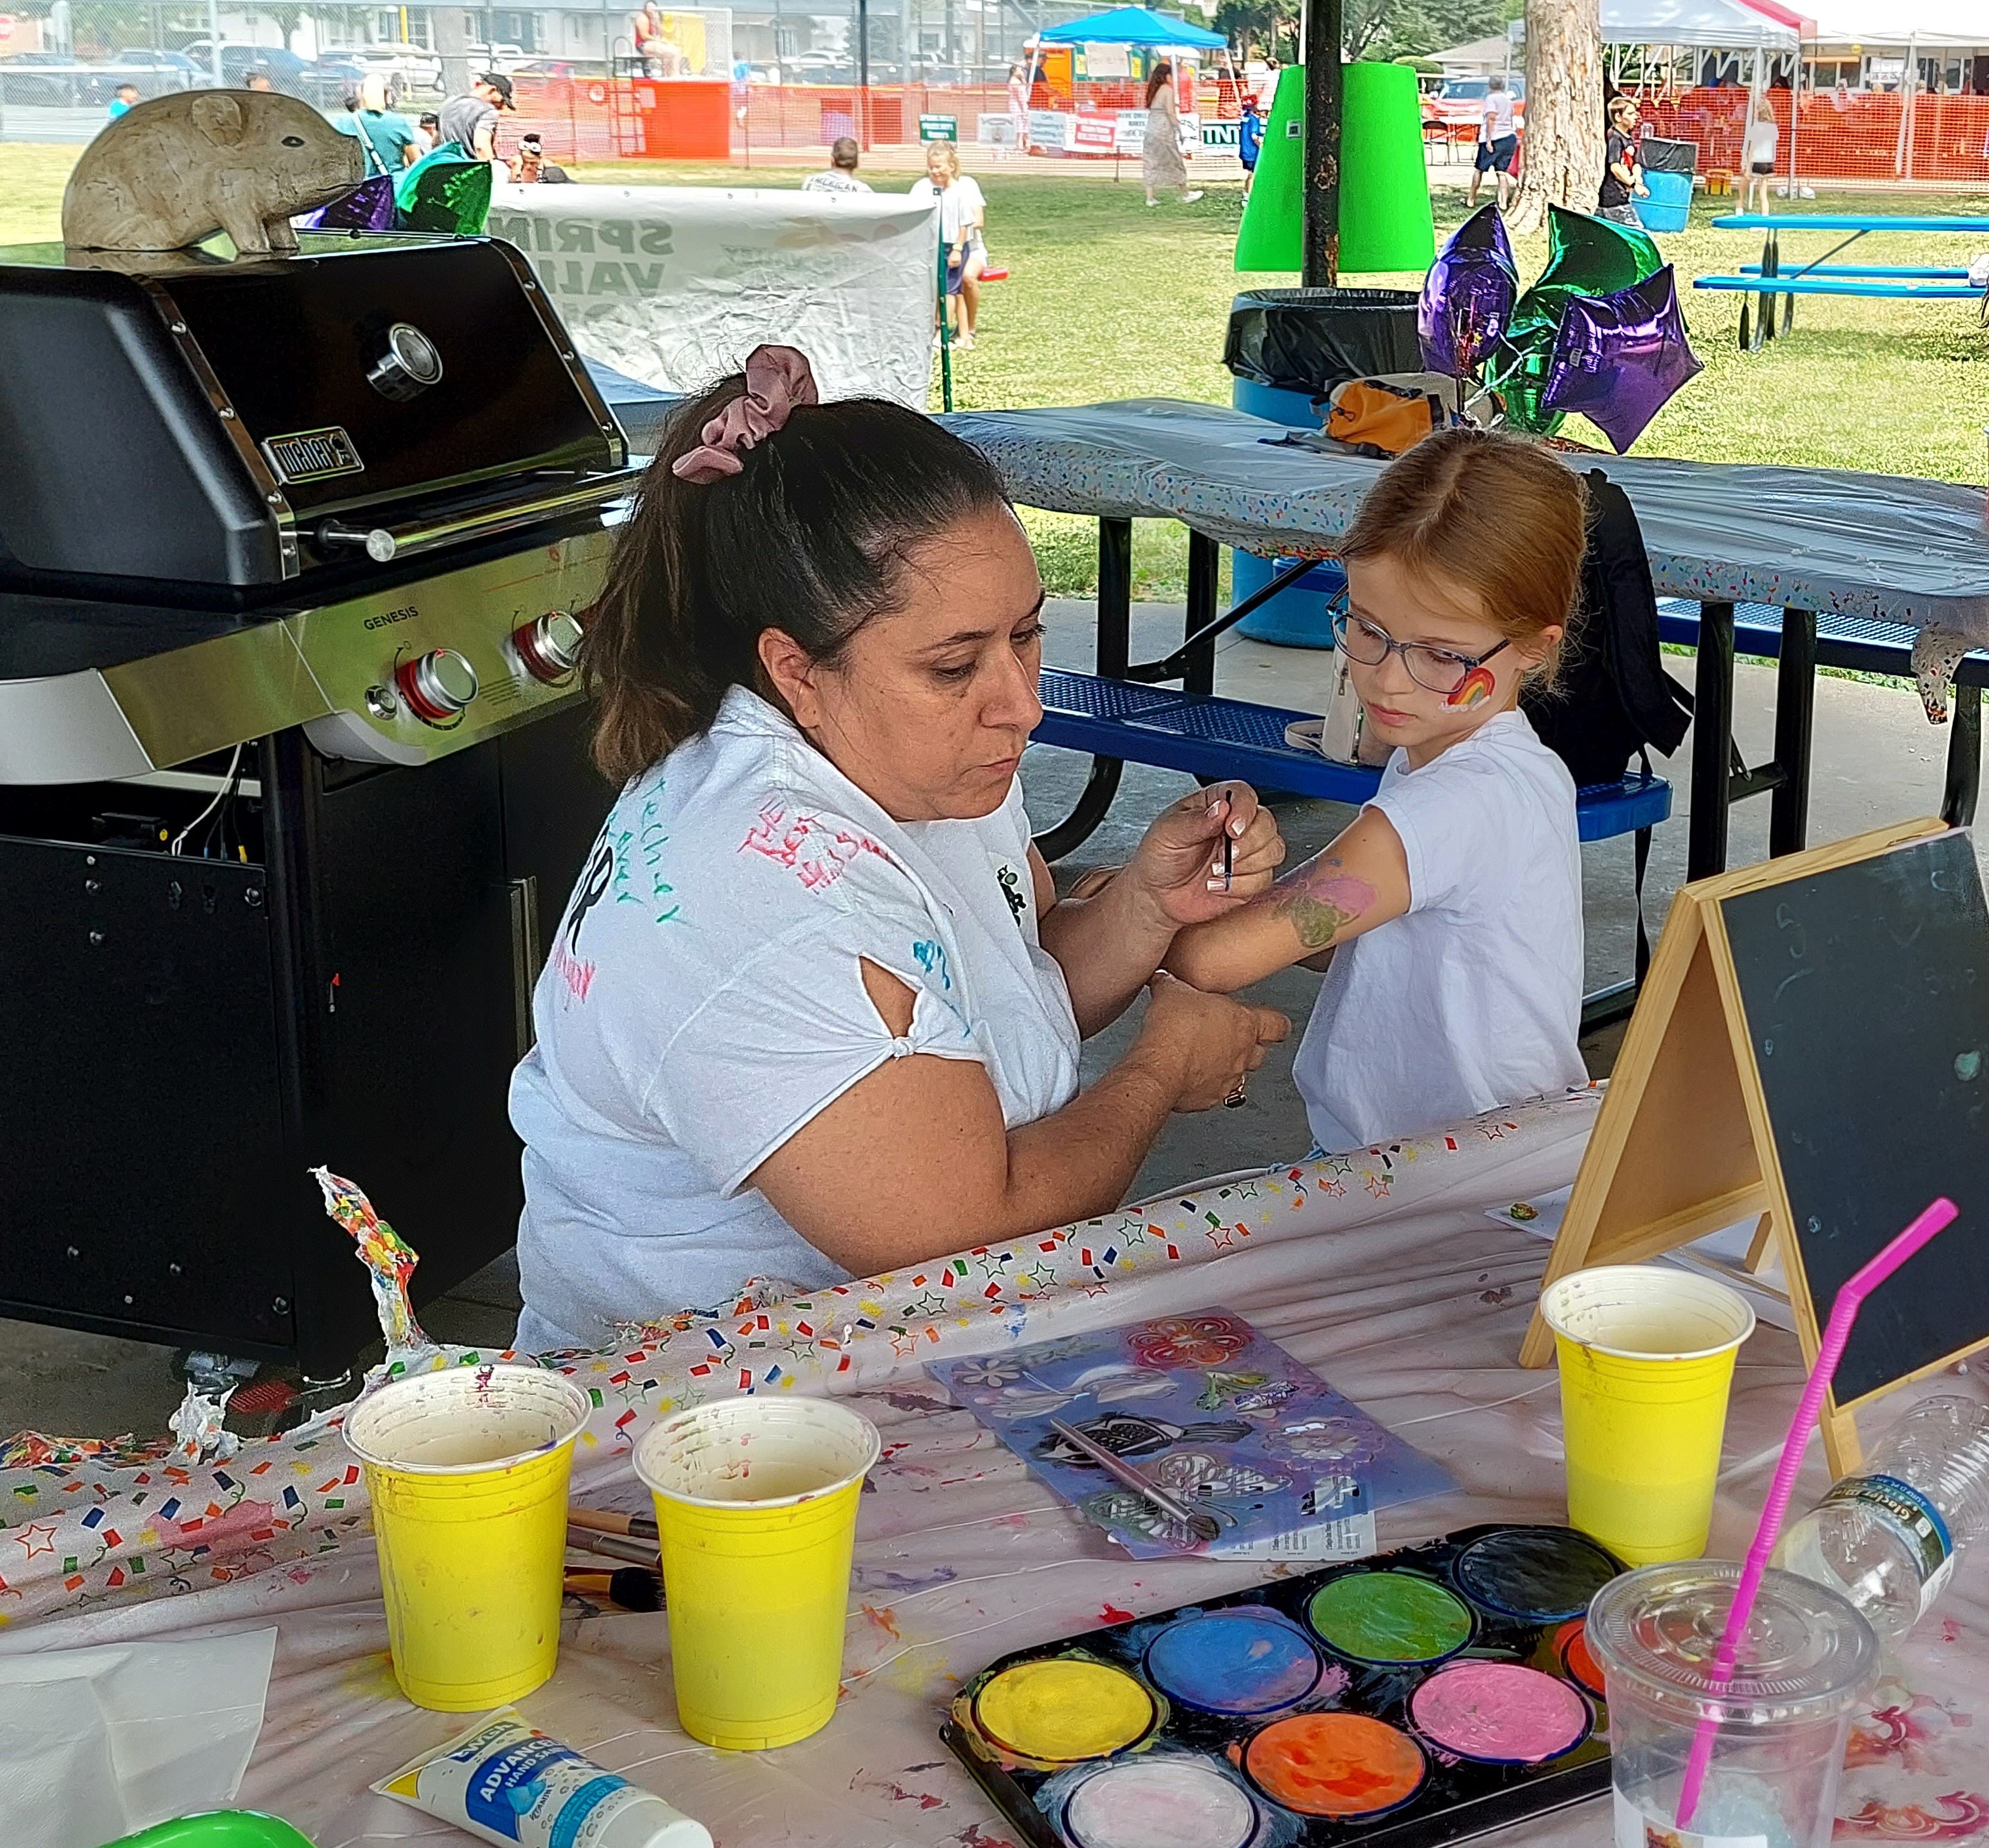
1167, 427, 1590, 1155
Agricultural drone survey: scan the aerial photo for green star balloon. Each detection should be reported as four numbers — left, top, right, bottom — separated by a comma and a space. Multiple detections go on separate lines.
395, 147, 494, 235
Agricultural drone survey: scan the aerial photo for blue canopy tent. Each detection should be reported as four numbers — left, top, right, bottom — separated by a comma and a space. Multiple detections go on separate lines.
1023, 6, 1237, 138
1036, 6, 1228, 48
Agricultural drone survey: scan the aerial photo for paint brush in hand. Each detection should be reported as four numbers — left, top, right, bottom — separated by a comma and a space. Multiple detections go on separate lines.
1048, 1417, 1221, 1546
570, 1504, 659, 1542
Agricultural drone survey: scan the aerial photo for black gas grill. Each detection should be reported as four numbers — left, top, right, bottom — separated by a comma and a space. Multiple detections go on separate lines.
0, 232, 643, 1378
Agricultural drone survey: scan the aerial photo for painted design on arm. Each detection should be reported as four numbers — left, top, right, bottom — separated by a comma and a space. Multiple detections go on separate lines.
1260, 853, 1377, 952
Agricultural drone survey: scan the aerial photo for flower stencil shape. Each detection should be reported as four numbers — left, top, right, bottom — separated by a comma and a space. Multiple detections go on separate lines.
1128, 1314, 1252, 1370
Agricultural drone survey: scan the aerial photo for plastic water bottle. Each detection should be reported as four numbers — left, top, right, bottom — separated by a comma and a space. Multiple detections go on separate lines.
1770, 1397, 1989, 1645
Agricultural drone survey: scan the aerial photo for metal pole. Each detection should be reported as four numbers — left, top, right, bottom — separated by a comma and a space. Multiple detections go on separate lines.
207, 0, 223, 85
1301, 0, 1341, 285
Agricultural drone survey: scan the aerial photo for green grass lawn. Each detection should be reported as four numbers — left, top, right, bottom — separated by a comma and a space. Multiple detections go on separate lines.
7, 141, 1983, 598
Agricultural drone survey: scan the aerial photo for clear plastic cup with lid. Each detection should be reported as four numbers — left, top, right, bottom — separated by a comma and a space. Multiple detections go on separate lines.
1587, 1559, 1877, 1848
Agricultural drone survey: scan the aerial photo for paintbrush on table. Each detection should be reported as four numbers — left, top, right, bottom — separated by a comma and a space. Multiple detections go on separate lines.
567, 1525, 659, 1566
1048, 1417, 1221, 1545
570, 1504, 659, 1542
564, 1566, 663, 1612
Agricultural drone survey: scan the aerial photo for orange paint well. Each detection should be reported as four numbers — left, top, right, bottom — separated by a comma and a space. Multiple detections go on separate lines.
1244, 1711, 1426, 1817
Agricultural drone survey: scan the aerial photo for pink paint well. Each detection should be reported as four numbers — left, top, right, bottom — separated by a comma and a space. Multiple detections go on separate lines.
1409, 1661, 1588, 1764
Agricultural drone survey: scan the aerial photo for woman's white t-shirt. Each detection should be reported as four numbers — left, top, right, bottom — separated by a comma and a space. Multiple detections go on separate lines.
509, 686, 1081, 1349
1292, 710, 1587, 1154
910, 173, 986, 245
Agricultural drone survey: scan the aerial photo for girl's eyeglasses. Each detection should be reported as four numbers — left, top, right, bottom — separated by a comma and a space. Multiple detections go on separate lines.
1330, 605, 1509, 698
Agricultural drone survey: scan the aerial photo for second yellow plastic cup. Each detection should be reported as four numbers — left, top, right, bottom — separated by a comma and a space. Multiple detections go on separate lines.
1541, 1266, 1756, 1566
635, 1397, 881, 1751
344, 1362, 591, 1711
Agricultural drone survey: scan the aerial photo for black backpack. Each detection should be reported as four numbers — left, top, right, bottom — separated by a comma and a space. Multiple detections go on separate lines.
1522, 469, 1691, 787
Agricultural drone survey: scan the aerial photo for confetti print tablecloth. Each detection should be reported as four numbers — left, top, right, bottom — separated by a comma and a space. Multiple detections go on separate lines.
2, 1084, 1985, 1847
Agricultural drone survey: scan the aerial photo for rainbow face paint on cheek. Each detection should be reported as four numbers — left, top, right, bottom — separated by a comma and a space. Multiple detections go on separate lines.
1446, 664, 1498, 709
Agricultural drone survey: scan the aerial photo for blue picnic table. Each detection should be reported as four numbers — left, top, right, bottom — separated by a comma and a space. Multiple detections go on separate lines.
1697, 212, 1989, 350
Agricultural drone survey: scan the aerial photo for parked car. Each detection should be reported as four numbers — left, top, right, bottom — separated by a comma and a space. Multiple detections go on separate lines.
465, 42, 529, 74
350, 45, 443, 93
310, 50, 368, 101
175, 41, 342, 103
78, 48, 202, 103
1427, 74, 1527, 137
0, 51, 94, 105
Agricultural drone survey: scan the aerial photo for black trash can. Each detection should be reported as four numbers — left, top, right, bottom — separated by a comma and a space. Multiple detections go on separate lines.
1224, 287, 1423, 407
1639, 135, 1699, 175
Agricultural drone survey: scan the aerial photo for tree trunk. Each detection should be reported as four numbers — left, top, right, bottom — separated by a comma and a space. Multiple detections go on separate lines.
1508, 0, 1604, 234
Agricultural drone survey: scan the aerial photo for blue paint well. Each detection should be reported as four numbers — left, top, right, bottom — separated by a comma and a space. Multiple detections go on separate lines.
1144, 1606, 1323, 1715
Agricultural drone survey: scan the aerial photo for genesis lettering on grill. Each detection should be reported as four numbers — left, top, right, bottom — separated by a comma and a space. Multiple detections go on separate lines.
260, 425, 365, 484
364, 606, 419, 630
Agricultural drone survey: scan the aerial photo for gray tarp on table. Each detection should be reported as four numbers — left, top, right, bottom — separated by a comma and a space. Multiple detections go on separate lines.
945, 398, 1989, 645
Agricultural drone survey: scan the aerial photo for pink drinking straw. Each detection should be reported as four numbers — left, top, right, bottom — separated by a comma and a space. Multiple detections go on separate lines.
1675, 1195, 1961, 1829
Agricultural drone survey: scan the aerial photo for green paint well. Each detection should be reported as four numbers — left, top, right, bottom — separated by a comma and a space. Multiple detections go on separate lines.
1306, 1571, 1473, 1665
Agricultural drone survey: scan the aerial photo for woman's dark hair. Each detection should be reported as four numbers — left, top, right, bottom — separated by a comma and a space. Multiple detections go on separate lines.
583, 375, 1012, 783
1144, 61, 1173, 107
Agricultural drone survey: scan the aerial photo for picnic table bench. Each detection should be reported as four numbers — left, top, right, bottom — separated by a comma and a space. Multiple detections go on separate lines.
1694, 212, 1989, 350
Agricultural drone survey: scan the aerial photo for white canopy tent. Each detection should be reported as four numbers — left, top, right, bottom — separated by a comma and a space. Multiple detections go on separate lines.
1603, 0, 1798, 50
1796, 1, 1988, 51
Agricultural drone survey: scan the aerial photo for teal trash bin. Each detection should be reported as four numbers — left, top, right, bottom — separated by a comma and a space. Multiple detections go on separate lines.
1634, 169, 1691, 234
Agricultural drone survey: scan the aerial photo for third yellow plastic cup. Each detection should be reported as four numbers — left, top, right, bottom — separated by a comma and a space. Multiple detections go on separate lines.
344, 1362, 591, 1711
634, 1397, 881, 1750
1541, 1265, 1756, 1566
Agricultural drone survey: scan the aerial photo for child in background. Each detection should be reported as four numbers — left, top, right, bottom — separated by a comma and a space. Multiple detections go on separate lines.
1237, 94, 1263, 198
1742, 97, 1779, 214
1167, 428, 1590, 1155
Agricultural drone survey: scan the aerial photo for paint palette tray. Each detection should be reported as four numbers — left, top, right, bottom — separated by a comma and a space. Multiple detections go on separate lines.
943, 1523, 1621, 1848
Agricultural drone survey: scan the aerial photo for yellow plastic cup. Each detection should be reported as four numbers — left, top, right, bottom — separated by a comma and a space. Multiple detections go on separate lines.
345, 1363, 591, 1711
634, 1397, 881, 1751
1541, 1266, 1756, 1566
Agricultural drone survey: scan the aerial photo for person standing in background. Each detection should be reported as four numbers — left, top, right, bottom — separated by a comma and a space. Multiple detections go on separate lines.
338, 74, 419, 172
414, 111, 441, 154
440, 71, 513, 162
1254, 54, 1280, 111
1597, 94, 1649, 224
1237, 90, 1263, 197
1467, 74, 1519, 210
1142, 61, 1201, 207
910, 140, 988, 348
1007, 62, 1030, 154
803, 137, 871, 193
107, 82, 138, 120
1742, 95, 1779, 213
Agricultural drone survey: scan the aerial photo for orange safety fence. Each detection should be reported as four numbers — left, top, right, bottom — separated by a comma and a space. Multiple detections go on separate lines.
1633, 85, 1989, 186
497, 75, 1245, 166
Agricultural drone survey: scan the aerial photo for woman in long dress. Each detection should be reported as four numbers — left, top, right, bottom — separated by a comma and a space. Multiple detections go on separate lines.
1142, 61, 1202, 206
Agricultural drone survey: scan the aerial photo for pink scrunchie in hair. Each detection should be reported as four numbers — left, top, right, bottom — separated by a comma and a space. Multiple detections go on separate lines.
670, 345, 820, 483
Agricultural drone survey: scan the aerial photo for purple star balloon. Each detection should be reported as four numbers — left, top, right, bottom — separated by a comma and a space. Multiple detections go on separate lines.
1542, 265, 1703, 453
1418, 205, 1519, 379
301, 173, 398, 232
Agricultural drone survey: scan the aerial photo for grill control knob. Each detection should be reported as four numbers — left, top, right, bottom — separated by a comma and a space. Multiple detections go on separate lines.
366, 322, 444, 401
395, 648, 478, 724
513, 609, 585, 683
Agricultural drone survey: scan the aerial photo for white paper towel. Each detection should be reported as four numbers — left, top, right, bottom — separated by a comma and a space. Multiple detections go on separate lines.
0, 1628, 277, 1848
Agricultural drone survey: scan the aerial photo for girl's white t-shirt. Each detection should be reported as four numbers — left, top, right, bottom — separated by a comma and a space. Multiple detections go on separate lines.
509, 686, 1081, 1349
1744, 118, 1779, 164
1292, 710, 1587, 1154
910, 173, 986, 244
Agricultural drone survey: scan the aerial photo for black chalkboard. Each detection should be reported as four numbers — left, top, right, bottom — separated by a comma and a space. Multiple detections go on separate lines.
1720, 830, 1989, 1407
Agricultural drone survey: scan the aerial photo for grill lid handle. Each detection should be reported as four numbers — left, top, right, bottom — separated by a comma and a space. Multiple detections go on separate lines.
315, 468, 643, 564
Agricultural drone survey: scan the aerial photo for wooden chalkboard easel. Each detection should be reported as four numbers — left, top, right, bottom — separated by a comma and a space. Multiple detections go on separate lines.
1521, 816, 1989, 1477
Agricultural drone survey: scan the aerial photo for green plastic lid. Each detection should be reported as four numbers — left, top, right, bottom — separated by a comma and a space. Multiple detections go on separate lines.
105, 1813, 315, 1848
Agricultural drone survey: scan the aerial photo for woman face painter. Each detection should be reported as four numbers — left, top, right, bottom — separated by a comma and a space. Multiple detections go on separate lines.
510, 348, 1288, 1351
